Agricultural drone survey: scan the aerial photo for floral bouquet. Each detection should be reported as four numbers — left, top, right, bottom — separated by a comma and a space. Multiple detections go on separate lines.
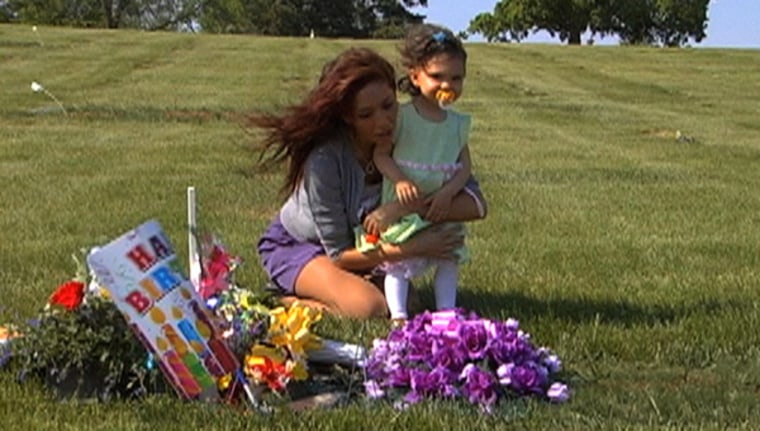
208, 288, 323, 395
5, 253, 164, 400
189, 232, 327, 401
1, 235, 327, 406
362, 308, 570, 413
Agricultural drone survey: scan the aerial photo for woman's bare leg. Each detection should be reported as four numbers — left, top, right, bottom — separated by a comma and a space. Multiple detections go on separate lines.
276, 296, 330, 311
294, 256, 388, 318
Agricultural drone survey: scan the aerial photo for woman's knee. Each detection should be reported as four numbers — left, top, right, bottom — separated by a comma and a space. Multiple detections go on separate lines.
295, 257, 388, 318
343, 291, 387, 319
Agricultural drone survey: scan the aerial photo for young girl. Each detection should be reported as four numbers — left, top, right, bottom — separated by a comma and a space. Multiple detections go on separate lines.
358, 24, 476, 322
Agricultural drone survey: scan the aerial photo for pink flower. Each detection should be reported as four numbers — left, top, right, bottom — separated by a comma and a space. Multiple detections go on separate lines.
199, 244, 239, 300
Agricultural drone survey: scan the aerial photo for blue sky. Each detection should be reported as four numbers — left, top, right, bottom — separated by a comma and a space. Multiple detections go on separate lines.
411, 0, 759, 48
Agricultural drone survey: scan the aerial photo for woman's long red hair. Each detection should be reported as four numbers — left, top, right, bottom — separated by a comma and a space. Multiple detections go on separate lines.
250, 47, 396, 196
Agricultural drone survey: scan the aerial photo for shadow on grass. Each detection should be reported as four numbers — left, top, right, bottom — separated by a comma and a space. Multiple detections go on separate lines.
418, 287, 747, 328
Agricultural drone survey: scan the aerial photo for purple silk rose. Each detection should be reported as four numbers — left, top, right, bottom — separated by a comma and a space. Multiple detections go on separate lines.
363, 309, 570, 411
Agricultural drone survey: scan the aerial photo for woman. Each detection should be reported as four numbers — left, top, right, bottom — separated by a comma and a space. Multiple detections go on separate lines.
252, 47, 487, 319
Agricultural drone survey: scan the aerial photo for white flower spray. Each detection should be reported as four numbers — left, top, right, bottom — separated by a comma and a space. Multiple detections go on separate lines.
31, 81, 67, 115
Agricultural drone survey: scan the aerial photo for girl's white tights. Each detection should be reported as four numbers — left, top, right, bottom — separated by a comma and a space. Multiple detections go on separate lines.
433, 259, 458, 310
385, 260, 459, 320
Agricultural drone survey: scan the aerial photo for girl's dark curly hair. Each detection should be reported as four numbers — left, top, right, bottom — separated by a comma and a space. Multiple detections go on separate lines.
398, 24, 468, 96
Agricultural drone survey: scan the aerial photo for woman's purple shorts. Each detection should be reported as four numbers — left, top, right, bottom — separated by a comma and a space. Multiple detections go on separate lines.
257, 216, 325, 295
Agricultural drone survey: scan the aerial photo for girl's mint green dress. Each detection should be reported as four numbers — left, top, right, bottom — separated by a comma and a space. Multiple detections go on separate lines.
356, 102, 470, 278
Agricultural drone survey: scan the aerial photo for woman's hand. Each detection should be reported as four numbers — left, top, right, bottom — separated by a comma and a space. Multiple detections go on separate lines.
365, 200, 414, 233
424, 189, 455, 223
397, 224, 463, 260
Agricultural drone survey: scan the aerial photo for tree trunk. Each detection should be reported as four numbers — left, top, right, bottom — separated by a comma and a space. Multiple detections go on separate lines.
568, 31, 581, 45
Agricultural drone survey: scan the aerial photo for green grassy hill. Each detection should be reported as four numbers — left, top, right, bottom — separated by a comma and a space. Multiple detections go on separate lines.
1, 24, 759, 429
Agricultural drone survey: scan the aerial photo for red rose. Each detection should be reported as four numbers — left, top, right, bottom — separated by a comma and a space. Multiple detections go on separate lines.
49, 280, 86, 311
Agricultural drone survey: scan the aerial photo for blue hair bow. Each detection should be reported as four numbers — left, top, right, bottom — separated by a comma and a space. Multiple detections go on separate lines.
432, 31, 447, 43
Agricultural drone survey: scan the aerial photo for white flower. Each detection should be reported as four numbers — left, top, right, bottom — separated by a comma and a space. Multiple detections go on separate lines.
31, 81, 44, 92
32, 26, 37, 32
547, 382, 571, 403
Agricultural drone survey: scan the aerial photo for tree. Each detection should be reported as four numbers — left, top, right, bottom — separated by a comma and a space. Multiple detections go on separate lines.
468, 0, 708, 46
100, 0, 134, 28
0, 0, 14, 22
4, 0, 428, 37
199, 0, 427, 38
122, 0, 203, 31
468, 0, 600, 44
369, 0, 426, 38
8, 0, 202, 30
9, 0, 104, 27
468, 0, 532, 42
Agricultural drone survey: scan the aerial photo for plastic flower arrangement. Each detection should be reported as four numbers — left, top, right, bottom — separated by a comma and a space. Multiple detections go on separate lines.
197, 235, 324, 398
362, 308, 570, 412
209, 288, 323, 395
2, 235, 326, 405
197, 233, 242, 301
5, 253, 163, 400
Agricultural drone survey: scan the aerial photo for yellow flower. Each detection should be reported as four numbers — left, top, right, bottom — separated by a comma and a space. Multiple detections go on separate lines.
244, 344, 291, 391
287, 358, 309, 381
247, 344, 285, 364
238, 290, 254, 309
217, 373, 232, 391
268, 301, 322, 357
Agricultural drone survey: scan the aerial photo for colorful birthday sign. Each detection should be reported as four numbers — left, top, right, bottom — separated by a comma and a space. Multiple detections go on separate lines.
87, 220, 239, 401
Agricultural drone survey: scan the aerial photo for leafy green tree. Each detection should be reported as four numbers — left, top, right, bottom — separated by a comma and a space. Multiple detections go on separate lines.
5, 0, 428, 37
468, 0, 599, 44
199, 0, 426, 38
468, 0, 708, 46
370, 0, 425, 38
0, 0, 15, 22
124, 0, 203, 31
9, 0, 104, 27
468, 0, 532, 42
8, 0, 200, 30
196, 0, 248, 33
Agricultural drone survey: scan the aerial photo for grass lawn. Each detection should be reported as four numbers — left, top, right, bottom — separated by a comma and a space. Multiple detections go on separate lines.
1, 24, 760, 430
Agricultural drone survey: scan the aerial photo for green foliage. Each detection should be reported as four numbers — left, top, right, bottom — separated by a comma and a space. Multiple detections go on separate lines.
9, 0, 104, 27
199, 0, 425, 38
10, 296, 164, 400
1, 24, 760, 428
7, 0, 200, 30
468, 0, 709, 46
469, 1, 533, 42
6, 0, 426, 36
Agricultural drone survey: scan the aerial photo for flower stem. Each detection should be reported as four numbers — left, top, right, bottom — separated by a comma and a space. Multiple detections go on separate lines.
42, 88, 67, 115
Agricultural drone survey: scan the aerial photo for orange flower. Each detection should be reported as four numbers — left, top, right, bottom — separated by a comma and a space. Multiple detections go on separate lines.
245, 349, 292, 392
49, 280, 86, 311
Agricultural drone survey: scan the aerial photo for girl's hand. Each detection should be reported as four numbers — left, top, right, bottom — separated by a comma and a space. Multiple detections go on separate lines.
395, 180, 421, 206
363, 215, 381, 237
425, 189, 454, 223
400, 225, 463, 260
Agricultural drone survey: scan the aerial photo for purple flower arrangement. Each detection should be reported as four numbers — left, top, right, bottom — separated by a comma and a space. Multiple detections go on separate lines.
363, 308, 570, 412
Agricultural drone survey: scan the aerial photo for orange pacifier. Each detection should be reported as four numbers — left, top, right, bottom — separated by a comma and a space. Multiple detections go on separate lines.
435, 89, 456, 107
